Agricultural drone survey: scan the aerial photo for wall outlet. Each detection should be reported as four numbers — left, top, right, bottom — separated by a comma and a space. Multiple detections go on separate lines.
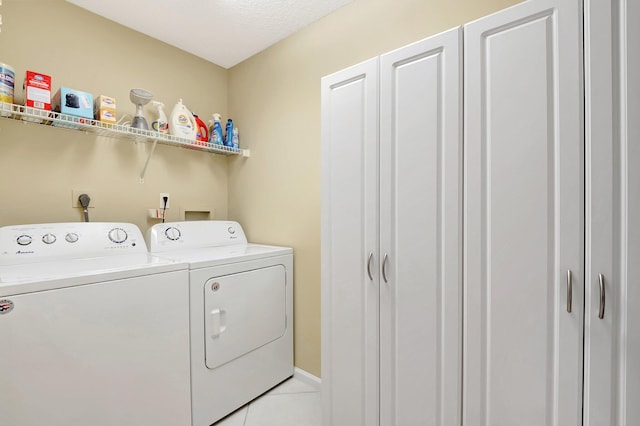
72, 189, 96, 208
159, 193, 170, 209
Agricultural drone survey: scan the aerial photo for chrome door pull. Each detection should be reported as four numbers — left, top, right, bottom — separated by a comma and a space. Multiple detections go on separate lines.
566, 270, 573, 313
367, 252, 374, 281
598, 273, 605, 319
382, 253, 389, 283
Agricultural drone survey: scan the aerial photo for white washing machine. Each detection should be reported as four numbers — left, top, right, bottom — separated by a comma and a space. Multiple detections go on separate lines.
147, 220, 294, 426
0, 222, 192, 426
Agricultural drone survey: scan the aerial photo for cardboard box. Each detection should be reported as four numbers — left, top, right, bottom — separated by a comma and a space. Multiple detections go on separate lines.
23, 71, 51, 110
51, 87, 94, 129
94, 95, 117, 124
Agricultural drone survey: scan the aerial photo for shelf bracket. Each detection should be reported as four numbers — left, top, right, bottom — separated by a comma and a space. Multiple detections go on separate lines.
139, 139, 158, 183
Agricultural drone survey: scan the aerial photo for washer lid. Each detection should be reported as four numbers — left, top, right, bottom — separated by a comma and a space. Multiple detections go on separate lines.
150, 243, 292, 269
0, 253, 187, 296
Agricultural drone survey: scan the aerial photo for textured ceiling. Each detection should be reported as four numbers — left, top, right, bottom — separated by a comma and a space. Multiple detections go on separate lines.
66, 0, 353, 69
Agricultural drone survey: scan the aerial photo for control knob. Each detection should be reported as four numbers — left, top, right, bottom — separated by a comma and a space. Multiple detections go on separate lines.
42, 233, 57, 244
65, 233, 79, 243
165, 227, 181, 241
108, 228, 128, 244
16, 235, 32, 246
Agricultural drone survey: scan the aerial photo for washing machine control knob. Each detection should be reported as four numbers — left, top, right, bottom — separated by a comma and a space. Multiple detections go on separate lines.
65, 233, 79, 243
228, 227, 235, 235
16, 235, 32, 246
108, 228, 128, 244
165, 227, 181, 241
42, 233, 57, 244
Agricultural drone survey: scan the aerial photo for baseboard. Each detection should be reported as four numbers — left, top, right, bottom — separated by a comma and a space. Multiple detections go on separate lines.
293, 367, 321, 391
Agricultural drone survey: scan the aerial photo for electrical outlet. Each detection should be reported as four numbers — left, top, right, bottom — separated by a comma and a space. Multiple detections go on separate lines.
72, 189, 96, 208
159, 193, 170, 209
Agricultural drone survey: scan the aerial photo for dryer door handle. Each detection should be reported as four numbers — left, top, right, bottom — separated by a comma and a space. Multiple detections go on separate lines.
209, 308, 227, 338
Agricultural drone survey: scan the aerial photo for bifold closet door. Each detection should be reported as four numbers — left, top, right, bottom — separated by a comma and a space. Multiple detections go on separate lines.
463, 0, 583, 425
321, 58, 380, 426
379, 28, 462, 426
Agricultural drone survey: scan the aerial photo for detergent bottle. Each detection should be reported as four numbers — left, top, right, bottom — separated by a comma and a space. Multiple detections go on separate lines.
224, 118, 234, 147
193, 112, 209, 145
169, 99, 197, 141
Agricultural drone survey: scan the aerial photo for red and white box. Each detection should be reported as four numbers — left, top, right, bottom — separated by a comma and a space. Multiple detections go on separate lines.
23, 71, 52, 110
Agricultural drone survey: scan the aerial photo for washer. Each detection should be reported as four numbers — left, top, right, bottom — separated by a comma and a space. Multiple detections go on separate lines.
0, 222, 192, 426
147, 220, 294, 426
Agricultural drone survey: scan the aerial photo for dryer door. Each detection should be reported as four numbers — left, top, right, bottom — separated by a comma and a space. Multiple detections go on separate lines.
204, 265, 287, 369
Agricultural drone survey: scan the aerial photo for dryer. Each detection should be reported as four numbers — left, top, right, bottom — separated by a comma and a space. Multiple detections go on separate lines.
147, 220, 293, 426
0, 222, 192, 426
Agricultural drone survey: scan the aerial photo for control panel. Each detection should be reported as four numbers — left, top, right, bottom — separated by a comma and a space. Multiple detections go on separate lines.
147, 221, 247, 253
0, 223, 147, 265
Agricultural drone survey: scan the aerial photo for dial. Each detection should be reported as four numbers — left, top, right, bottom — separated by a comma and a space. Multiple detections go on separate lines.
65, 233, 79, 243
108, 228, 128, 244
228, 226, 236, 235
16, 235, 32, 246
165, 227, 181, 241
42, 233, 57, 244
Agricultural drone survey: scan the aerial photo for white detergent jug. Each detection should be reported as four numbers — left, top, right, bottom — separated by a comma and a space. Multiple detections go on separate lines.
169, 99, 197, 141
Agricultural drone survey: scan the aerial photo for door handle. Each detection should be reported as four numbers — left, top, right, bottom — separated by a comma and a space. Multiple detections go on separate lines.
598, 273, 605, 319
566, 270, 573, 313
367, 252, 374, 281
382, 253, 389, 283
210, 308, 221, 338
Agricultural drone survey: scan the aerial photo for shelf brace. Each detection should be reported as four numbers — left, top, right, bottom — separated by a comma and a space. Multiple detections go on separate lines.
139, 139, 158, 183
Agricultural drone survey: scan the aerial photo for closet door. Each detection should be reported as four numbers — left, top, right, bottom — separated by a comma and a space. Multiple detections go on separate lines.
463, 0, 583, 425
620, 0, 640, 422
583, 0, 615, 424
379, 28, 462, 426
585, 0, 640, 423
321, 58, 380, 426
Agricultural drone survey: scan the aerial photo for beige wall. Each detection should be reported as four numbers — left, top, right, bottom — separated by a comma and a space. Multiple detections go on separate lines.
0, 0, 229, 231
228, 0, 523, 377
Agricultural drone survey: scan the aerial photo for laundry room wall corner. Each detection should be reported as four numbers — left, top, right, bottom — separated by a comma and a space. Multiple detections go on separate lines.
227, 0, 524, 378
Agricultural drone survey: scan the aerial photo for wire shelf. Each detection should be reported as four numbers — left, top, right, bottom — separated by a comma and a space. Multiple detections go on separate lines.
0, 102, 246, 156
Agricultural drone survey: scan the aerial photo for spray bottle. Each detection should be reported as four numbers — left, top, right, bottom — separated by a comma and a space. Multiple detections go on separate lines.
151, 101, 168, 134
209, 113, 224, 145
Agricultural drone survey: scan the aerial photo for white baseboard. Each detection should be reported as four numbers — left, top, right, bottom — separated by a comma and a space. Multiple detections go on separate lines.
293, 367, 321, 391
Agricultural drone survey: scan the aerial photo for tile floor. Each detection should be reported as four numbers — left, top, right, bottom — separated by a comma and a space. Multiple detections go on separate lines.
213, 376, 321, 426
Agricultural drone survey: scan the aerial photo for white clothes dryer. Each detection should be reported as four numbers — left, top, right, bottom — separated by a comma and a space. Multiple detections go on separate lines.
147, 220, 293, 426
0, 222, 192, 426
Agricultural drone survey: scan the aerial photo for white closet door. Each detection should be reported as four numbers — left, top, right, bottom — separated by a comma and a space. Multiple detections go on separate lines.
587, 0, 640, 423
621, 0, 640, 423
583, 0, 615, 424
463, 0, 583, 425
321, 58, 380, 426
379, 27, 462, 426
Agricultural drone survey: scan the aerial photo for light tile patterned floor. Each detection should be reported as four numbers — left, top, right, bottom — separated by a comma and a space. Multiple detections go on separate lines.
213, 377, 321, 426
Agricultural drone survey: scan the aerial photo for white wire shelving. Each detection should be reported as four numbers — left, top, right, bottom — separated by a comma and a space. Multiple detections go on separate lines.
0, 102, 250, 182
0, 102, 249, 157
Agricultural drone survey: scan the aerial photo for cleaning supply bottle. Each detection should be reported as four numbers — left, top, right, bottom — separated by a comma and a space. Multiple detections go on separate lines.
192, 112, 209, 145
151, 101, 168, 134
209, 113, 224, 145
224, 118, 234, 147
232, 127, 239, 150
169, 99, 197, 141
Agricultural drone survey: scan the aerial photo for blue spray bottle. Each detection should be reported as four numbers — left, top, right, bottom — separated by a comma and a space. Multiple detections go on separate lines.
209, 113, 224, 145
